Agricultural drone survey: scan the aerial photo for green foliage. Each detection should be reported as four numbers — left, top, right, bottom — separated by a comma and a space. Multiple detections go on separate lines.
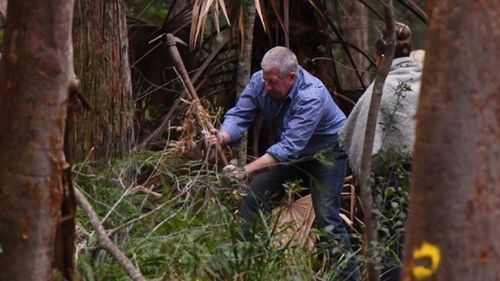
73, 148, 414, 280
380, 81, 413, 140
371, 149, 412, 277
74, 151, 360, 280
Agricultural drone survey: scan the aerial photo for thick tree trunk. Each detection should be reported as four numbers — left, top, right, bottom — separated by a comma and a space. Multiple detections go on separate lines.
402, 2, 500, 281
339, 0, 370, 91
71, 0, 134, 163
0, 1, 75, 280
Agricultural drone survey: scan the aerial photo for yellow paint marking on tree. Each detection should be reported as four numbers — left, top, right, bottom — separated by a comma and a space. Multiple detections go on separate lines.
412, 242, 441, 279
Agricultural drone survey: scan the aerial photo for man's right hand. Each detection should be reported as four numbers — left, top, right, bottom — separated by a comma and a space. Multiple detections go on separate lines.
203, 128, 230, 146
222, 164, 248, 182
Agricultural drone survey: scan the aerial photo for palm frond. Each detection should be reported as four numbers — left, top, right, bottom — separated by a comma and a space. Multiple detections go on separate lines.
255, 0, 267, 33
189, 0, 231, 48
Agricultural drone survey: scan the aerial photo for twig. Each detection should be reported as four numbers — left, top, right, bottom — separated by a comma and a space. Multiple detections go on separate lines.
106, 180, 189, 237
106, 201, 169, 237
74, 188, 147, 281
129, 185, 163, 199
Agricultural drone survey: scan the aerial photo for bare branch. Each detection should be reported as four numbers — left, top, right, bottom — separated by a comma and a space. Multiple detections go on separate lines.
163, 33, 229, 166
75, 188, 147, 281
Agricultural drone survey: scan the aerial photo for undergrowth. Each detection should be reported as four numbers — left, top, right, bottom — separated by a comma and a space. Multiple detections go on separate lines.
73, 149, 363, 281
73, 138, 411, 281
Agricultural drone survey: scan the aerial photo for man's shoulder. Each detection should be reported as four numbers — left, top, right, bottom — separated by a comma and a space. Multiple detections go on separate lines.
299, 69, 327, 91
296, 71, 327, 101
249, 70, 265, 85
245, 71, 265, 94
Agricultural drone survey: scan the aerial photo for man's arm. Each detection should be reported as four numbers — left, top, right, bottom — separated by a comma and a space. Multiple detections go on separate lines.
244, 153, 277, 178
225, 153, 277, 181
218, 74, 261, 143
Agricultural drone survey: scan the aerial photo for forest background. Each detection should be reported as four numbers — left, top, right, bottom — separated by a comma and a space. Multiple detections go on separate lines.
1, 1, 499, 281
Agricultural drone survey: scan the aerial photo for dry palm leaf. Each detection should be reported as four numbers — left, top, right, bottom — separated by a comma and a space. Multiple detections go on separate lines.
272, 182, 359, 249
272, 194, 316, 250
254, 0, 267, 33
189, 0, 231, 48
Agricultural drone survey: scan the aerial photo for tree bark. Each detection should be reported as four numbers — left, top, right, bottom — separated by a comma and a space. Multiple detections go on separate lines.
235, 0, 256, 164
402, 1, 500, 281
0, 0, 75, 280
71, 0, 134, 163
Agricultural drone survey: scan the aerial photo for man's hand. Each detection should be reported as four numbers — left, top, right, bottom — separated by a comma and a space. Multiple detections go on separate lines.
223, 164, 248, 182
203, 129, 230, 146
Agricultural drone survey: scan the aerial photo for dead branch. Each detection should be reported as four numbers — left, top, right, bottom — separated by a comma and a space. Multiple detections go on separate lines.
74, 188, 147, 281
162, 33, 228, 166
135, 34, 231, 152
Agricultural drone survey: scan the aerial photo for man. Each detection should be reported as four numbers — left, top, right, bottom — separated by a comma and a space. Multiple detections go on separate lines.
207, 46, 359, 280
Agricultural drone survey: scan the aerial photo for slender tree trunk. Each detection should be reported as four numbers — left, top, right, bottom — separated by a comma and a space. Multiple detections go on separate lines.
358, 1, 396, 281
0, 1, 75, 280
402, 2, 500, 280
71, 0, 134, 163
234, 1, 256, 164
339, 0, 370, 91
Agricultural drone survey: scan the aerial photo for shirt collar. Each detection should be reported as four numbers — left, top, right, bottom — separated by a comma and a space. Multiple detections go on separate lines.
283, 66, 304, 102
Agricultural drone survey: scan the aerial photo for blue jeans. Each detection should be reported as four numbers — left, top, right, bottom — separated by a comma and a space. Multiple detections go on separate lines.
240, 141, 360, 280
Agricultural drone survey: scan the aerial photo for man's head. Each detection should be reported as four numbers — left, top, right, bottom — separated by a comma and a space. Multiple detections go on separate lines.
260, 46, 298, 101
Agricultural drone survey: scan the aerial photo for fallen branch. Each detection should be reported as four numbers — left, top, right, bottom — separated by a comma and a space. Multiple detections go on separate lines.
74, 188, 147, 281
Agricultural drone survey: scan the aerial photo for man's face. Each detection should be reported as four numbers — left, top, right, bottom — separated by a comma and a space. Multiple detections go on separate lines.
262, 68, 296, 101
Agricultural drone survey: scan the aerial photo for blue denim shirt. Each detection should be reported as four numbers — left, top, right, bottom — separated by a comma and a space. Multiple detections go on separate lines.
220, 66, 346, 162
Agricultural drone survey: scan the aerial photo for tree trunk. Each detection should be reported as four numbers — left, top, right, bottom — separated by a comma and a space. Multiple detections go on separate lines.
402, 2, 500, 281
358, 1, 396, 281
234, 0, 256, 164
0, 1, 75, 280
339, 0, 370, 91
71, 0, 134, 163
